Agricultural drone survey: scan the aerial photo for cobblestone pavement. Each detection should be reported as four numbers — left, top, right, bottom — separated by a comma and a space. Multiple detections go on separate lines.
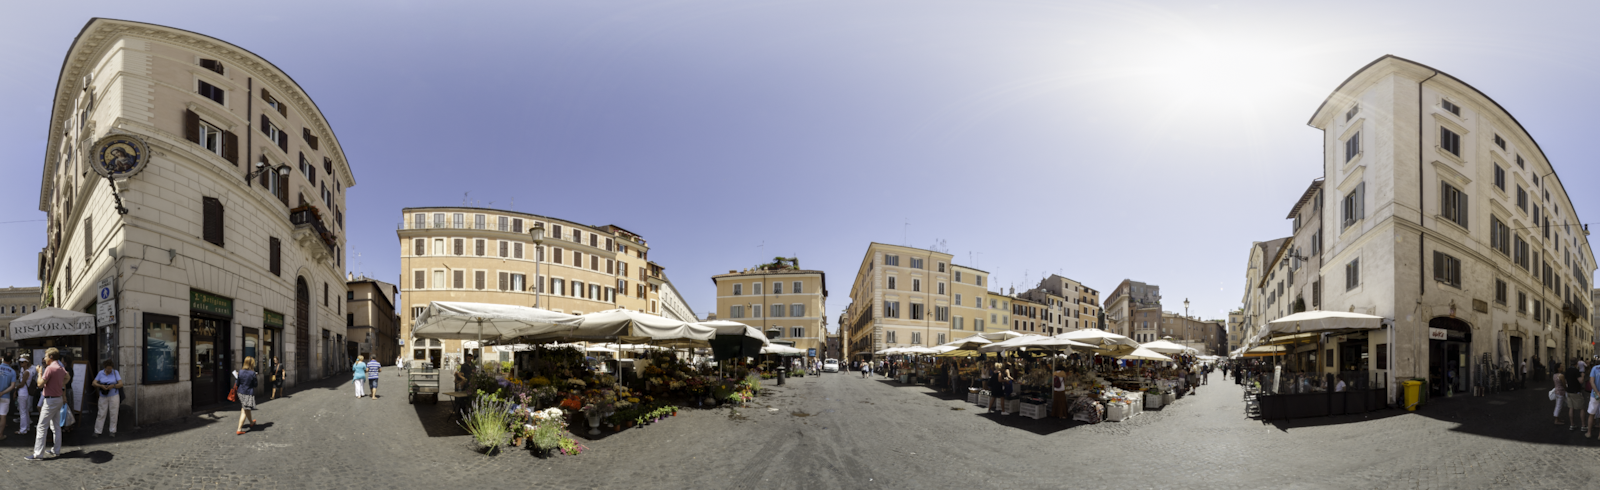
0, 368, 1593, 488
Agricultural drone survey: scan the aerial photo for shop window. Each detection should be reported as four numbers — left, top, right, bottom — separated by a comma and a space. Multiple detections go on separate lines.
1376, 344, 1388, 370
144, 313, 180, 383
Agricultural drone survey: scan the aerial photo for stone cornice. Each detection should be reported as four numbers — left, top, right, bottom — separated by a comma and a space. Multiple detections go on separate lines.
42, 18, 356, 211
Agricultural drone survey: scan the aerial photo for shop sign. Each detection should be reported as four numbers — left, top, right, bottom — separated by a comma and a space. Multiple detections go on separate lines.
12, 315, 94, 340
263, 309, 285, 328
1428, 328, 1448, 341
190, 289, 233, 318
808, 348, 817, 357
97, 274, 116, 327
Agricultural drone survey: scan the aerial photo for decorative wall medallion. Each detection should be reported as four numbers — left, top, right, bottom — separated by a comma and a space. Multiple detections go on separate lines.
89, 134, 149, 179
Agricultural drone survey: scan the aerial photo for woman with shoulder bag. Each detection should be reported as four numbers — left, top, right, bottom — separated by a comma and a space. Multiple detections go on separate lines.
235, 357, 259, 435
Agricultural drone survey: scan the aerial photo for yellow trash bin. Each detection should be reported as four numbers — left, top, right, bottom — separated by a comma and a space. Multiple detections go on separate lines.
1402, 380, 1423, 411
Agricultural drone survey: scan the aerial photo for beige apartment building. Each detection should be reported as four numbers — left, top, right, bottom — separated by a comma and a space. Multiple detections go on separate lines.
950, 265, 991, 334
1020, 274, 1104, 334
712, 259, 828, 358
842, 243, 956, 358
0, 287, 42, 349
398, 207, 668, 366
986, 290, 1013, 333
1105, 279, 1160, 339
347, 275, 399, 364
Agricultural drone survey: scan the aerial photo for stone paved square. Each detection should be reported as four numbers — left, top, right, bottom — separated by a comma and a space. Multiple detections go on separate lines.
1, 368, 1596, 488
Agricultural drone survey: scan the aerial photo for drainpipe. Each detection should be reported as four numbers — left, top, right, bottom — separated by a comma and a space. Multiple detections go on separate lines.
1416, 70, 1438, 395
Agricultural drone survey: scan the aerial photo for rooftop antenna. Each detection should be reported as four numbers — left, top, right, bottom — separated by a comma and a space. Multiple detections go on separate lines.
463, 191, 469, 206
903, 219, 909, 246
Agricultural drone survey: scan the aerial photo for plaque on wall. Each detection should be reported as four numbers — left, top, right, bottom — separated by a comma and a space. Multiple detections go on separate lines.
88, 134, 150, 179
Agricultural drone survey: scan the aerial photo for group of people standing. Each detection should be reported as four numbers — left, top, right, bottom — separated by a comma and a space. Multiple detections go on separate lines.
3, 349, 122, 460
1550, 356, 1600, 437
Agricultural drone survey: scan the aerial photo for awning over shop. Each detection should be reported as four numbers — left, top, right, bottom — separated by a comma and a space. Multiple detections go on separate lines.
10, 307, 98, 340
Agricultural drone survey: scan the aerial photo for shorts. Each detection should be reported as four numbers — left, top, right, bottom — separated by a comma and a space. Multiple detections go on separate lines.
1588, 396, 1600, 416
238, 394, 257, 410
1568, 392, 1585, 411
0, 397, 9, 415
368, 378, 379, 389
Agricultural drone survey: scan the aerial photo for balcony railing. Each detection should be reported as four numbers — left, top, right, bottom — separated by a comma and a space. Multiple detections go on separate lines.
292, 207, 336, 256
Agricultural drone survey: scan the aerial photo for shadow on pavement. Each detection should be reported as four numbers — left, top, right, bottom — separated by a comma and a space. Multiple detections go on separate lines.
1408, 381, 1600, 446
1260, 408, 1407, 432
412, 397, 467, 438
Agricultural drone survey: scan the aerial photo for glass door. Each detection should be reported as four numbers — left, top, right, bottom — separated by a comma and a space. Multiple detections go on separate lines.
191, 318, 218, 408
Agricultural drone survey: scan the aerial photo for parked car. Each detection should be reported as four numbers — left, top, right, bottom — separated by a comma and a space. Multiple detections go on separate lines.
823, 358, 839, 373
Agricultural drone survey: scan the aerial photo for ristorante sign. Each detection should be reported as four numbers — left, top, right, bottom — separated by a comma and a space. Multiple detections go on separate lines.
11, 316, 95, 340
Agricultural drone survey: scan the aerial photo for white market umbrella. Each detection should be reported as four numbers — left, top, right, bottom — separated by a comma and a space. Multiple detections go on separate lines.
979, 335, 1051, 353
1266, 310, 1383, 336
526, 309, 715, 348
762, 344, 806, 356
897, 346, 939, 355
981, 330, 1028, 341
695, 320, 771, 346
8, 307, 95, 340
412, 301, 583, 342
1058, 329, 1139, 348
585, 346, 617, 354
1139, 339, 1190, 354
1118, 346, 1174, 362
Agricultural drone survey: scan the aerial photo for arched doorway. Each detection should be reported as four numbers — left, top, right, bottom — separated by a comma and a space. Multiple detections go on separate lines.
296, 277, 310, 383
1428, 317, 1472, 396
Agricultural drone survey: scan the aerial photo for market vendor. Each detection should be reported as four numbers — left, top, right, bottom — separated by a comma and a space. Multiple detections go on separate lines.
454, 352, 477, 392
1051, 370, 1068, 419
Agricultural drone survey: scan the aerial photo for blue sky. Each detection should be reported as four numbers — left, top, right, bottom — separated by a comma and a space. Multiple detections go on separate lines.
4, 1, 1597, 329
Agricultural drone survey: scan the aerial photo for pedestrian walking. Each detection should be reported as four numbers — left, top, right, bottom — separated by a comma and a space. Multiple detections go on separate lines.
1585, 359, 1600, 438
861, 361, 870, 379
1566, 360, 1585, 431
14, 356, 32, 435
271, 357, 286, 400
352, 355, 368, 398
396, 355, 405, 377
25, 348, 67, 461
235, 357, 259, 435
986, 362, 1003, 414
92, 360, 122, 438
0, 354, 16, 440
366, 355, 382, 398
1553, 367, 1569, 427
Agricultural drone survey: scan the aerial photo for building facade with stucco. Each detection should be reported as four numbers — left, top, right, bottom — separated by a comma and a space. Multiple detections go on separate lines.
38, 18, 354, 424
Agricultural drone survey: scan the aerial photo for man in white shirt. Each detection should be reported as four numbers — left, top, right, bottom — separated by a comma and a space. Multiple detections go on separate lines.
13, 357, 32, 435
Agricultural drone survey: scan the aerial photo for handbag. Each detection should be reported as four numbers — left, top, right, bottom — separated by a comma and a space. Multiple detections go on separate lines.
227, 382, 238, 402
1550, 388, 1560, 401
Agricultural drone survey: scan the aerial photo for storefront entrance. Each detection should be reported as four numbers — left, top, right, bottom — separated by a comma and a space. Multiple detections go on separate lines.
296, 279, 310, 383
190, 316, 231, 408
190, 289, 234, 410
1427, 317, 1471, 397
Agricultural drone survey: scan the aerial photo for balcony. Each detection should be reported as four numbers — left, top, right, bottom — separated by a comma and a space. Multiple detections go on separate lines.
291, 206, 336, 262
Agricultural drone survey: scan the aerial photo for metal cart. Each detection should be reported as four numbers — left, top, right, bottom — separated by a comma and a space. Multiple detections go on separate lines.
408, 360, 440, 404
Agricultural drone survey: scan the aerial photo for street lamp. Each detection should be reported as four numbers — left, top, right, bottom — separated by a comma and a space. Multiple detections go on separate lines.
530, 222, 545, 308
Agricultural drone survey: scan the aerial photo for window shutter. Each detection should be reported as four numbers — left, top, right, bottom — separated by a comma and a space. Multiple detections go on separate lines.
304, 128, 319, 150
277, 177, 289, 205
185, 109, 200, 143
414, 270, 425, 289
223, 130, 238, 165
453, 239, 463, 256
453, 270, 464, 289
82, 217, 93, 260
1432, 251, 1442, 281
260, 114, 270, 136
414, 238, 424, 256
307, 160, 317, 185
1356, 182, 1366, 220
1460, 194, 1468, 229
269, 237, 281, 275
323, 157, 332, 175
261, 87, 270, 102
475, 240, 485, 256
257, 157, 270, 187
553, 248, 563, 264
607, 260, 614, 274
202, 197, 224, 246
514, 242, 523, 259
277, 131, 288, 152
591, 256, 599, 271
475, 271, 485, 290
574, 251, 582, 265
499, 272, 509, 291
499, 241, 508, 258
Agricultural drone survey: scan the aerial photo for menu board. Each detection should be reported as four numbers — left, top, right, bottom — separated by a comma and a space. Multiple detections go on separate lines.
71, 362, 87, 410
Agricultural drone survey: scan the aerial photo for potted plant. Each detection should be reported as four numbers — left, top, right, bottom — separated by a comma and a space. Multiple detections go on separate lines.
458, 397, 514, 455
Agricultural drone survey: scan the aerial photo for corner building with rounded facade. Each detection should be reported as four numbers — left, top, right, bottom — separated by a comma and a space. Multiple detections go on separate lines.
37, 18, 355, 424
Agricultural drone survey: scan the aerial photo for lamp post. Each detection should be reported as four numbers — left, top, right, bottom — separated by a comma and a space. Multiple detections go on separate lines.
530, 223, 545, 308
1183, 298, 1191, 346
